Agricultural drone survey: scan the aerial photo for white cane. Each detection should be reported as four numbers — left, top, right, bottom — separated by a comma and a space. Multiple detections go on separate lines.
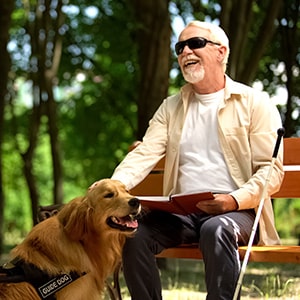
232, 128, 285, 300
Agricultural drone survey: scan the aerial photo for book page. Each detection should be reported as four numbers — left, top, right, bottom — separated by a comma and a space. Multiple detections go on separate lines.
136, 196, 169, 202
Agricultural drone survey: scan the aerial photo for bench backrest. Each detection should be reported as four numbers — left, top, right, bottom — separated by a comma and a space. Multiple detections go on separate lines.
130, 138, 300, 199
273, 137, 300, 198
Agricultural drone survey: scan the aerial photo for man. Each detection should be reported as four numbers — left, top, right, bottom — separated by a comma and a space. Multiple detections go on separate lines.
92, 21, 284, 299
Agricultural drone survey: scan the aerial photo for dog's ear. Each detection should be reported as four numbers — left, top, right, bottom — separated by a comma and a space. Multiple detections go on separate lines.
57, 197, 92, 241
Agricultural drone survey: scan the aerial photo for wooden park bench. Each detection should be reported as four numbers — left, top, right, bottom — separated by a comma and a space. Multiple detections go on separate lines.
106, 137, 300, 299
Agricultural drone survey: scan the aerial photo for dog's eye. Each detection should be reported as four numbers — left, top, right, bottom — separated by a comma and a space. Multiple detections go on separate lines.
104, 192, 114, 198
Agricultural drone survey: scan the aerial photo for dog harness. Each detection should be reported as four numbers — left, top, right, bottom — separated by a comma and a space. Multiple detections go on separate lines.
0, 257, 86, 299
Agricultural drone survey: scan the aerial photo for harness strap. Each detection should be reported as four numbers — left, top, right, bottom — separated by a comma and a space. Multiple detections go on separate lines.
0, 257, 86, 299
0, 258, 25, 283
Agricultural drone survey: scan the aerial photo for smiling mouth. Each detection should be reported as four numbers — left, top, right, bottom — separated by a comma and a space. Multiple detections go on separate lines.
106, 213, 139, 232
184, 60, 198, 67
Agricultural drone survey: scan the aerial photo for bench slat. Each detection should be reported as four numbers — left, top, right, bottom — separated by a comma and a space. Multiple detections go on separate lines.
239, 246, 300, 263
272, 171, 300, 198
157, 245, 300, 264
283, 138, 300, 165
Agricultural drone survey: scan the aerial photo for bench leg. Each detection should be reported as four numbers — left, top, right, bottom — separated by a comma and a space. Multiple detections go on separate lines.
106, 262, 123, 300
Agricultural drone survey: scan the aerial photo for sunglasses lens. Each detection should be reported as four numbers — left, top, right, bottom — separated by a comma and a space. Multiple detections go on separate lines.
189, 38, 206, 50
175, 42, 185, 55
175, 38, 206, 55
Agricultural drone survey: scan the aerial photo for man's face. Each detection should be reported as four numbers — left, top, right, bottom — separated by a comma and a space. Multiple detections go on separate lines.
177, 26, 220, 84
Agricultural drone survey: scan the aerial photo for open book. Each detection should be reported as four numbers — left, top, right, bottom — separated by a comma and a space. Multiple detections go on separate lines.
138, 192, 214, 215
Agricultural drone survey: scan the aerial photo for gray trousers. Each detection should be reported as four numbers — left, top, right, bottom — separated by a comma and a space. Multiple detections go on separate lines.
122, 209, 257, 300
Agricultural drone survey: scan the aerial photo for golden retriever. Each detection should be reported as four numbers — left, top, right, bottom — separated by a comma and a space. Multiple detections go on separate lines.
0, 179, 141, 300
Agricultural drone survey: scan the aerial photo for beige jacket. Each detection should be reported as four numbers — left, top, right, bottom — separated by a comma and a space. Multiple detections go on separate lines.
112, 76, 284, 245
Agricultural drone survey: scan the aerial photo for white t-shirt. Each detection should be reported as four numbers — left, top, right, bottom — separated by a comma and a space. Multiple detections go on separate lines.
177, 89, 238, 194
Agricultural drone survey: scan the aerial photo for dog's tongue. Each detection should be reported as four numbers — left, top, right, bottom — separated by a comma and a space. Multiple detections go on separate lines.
118, 216, 138, 228
125, 219, 138, 229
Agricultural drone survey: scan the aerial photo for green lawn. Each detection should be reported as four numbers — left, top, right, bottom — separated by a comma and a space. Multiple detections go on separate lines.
1, 252, 299, 299
108, 258, 300, 299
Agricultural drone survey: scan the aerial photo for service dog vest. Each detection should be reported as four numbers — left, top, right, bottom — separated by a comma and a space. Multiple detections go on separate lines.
0, 257, 86, 299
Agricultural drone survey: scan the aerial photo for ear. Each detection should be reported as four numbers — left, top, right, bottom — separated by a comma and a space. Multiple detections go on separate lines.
58, 197, 91, 241
217, 45, 227, 62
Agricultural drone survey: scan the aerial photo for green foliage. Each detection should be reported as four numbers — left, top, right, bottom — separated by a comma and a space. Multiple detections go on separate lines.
2, 0, 300, 243
57, 1, 139, 186
3, 133, 32, 237
274, 198, 300, 239
2, 0, 140, 240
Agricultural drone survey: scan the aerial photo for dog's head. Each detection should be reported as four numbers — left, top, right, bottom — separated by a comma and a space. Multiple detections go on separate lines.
87, 179, 141, 232
58, 179, 141, 241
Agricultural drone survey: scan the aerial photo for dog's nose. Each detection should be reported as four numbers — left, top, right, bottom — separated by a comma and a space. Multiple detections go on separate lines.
128, 198, 140, 208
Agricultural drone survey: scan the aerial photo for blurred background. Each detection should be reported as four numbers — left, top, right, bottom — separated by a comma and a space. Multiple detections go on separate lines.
0, 0, 299, 256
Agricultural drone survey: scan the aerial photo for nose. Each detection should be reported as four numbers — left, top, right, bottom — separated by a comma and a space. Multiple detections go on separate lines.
128, 197, 140, 208
182, 44, 193, 55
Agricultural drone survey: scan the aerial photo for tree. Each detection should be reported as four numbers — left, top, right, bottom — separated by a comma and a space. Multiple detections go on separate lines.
129, 0, 172, 139
220, 0, 284, 84
272, 0, 300, 137
252, 0, 300, 137
0, 0, 14, 253
18, 0, 64, 224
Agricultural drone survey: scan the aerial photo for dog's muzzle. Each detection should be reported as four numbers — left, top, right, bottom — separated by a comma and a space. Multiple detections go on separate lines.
106, 197, 141, 232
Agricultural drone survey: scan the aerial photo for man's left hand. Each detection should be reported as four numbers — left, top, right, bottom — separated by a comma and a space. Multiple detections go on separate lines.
196, 194, 238, 215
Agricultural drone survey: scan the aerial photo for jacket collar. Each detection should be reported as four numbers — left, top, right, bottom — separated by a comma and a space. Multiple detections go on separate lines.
179, 75, 244, 105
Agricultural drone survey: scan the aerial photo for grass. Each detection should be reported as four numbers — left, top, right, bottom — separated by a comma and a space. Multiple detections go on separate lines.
105, 258, 300, 299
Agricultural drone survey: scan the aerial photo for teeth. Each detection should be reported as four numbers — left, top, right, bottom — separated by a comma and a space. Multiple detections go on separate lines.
111, 216, 120, 224
111, 215, 135, 223
185, 61, 197, 67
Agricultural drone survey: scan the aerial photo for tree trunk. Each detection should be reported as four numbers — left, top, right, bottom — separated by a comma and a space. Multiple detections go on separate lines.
46, 85, 64, 205
131, 0, 172, 138
43, 0, 64, 205
21, 102, 41, 226
0, 0, 14, 254
279, 0, 299, 137
19, 0, 65, 224
220, 0, 283, 84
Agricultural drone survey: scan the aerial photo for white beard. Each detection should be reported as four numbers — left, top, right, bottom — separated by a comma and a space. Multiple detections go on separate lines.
182, 65, 205, 84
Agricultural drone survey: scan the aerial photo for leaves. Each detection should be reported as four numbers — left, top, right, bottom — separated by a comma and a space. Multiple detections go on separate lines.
1, 0, 299, 242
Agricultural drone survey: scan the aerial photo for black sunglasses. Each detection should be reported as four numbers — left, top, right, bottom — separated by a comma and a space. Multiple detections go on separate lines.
175, 37, 221, 55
